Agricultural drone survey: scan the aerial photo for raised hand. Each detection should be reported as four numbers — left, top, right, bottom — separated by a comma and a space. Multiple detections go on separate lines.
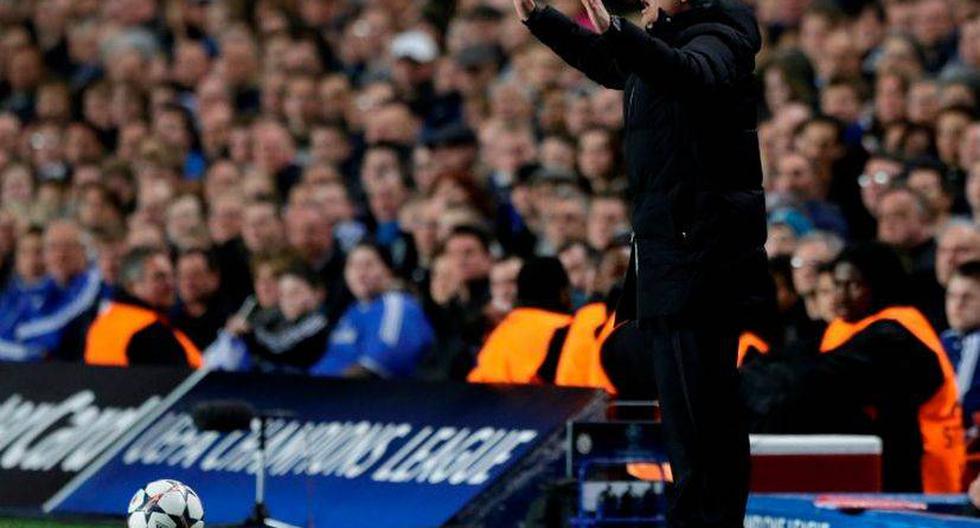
581, 0, 612, 33
514, 0, 538, 21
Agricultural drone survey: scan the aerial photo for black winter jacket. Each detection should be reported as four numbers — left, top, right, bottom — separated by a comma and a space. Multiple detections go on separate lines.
244, 308, 330, 372
527, 1, 770, 320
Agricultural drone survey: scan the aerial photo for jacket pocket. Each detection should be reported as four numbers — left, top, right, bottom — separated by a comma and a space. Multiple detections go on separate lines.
634, 238, 697, 317
631, 192, 678, 242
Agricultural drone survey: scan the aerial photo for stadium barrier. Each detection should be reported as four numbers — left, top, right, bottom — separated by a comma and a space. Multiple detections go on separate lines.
3, 363, 979, 527
0, 363, 605, 526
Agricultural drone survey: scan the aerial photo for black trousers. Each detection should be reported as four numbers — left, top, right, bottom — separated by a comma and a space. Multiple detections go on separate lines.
643, 317, 749, 528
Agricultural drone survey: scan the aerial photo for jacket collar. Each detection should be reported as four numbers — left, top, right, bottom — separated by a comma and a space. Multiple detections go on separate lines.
113, 290, 166, 314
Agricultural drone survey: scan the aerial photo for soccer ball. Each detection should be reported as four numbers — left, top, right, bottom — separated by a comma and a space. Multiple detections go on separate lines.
127, 479, 204, 528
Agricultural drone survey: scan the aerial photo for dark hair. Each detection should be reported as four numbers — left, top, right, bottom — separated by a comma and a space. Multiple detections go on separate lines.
558, 239, 599, 266
905, 157, 954, 195
879, 184, 933, 220
158, 103, 202, 151
364, 141, 411, 185
878, 68, 912, 95
432, 172, 495, 218
795, 115, 846, 143
542, 132, 575, 147
21, 225, 45, 239
858, 1, 886, 21
880, 35, 927, 74
310, 118, 351, 137
768, 255, 796, 296
824, 76, 868, 101
580, 126, 624, 180
246, 196, 282, 212
897, 122, 937, 158
517, 256, 570, 312
178, 247, 220, 274
953, 260, 980, 282
866, 149, 907, 166
447, 224, 493, 253
350, 241, 395, 273
905, 156, 945, 175
280, 260, 324, 290
803, 0, 846, 26
249, 252, 294, 279
78, 181, 125, 212
938, 104, 977, 121
761, 50, 818, 108
831, 242, 910, 310
592, 191, 627, 204
120, 246, 169, 289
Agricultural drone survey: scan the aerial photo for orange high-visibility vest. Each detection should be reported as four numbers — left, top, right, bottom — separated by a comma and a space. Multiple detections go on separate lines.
588, 312, 619, 393
555, 303, 616, 393
737, 331, 770, 367
819, 306, 964, 493
85, 302, 202, 368
468, 308, 572, 384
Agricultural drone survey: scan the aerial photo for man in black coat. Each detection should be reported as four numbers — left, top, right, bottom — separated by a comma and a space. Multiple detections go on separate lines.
516, 0, 770, 525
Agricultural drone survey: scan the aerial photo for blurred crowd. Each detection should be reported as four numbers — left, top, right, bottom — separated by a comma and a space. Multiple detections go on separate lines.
1, 0, 980, 447
0, 0, 638, 379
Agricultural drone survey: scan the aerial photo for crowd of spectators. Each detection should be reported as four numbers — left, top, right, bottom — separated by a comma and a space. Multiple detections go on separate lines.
0, 0, 639, 379
1, 0, 980, 443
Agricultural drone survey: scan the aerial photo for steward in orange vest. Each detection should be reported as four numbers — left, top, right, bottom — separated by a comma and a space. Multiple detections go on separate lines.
736, 331, 770, 367
555, 299, 617, 393
85, 248, 201, 368
468, 257, 572, 384
819, 305, 963, 493
741, 243, 964, 493
553, 245, 633, 393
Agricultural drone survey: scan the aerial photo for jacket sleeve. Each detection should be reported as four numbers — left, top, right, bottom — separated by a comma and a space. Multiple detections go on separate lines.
741, 320, 944, 432
14, 269, 102, 357
525, 6, 627, 90
358, 296, 433, 378
605, 17, 738, 92
248, 313, 329, 368
203, 330, 252, 371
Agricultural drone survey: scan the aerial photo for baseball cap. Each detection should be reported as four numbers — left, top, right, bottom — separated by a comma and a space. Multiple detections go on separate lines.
390, 31, 438, 64
454, 44, 501, 70
422, 122, 478, 148
768, 207, 814, 237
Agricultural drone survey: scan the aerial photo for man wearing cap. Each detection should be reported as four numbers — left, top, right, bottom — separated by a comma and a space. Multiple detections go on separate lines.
390, 31, 463, 127
390, 31, 438, 106
454, 44, 503, 98
513, 0, 769, 525
423, 122, 479, 175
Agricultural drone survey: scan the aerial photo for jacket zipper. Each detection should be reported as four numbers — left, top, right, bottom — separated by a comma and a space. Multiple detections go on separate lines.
628, 83, 636, 121
632, 233, 639, 275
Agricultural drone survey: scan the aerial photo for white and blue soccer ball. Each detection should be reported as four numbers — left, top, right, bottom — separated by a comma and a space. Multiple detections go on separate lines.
127, 479, 204, 528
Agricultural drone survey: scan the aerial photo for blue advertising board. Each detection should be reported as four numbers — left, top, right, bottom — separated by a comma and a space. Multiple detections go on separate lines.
0, 363, 192, 512
46, 370, 604, 527
746, 495, 980, 528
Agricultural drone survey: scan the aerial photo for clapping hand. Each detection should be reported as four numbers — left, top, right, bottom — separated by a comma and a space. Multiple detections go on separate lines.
581, 0, 612, 33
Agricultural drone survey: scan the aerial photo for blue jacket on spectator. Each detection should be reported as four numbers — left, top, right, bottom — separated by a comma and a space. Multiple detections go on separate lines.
0, 277, 48, 335
311, 291, 434, 378
0, 277, 50, 361
8, 267, 103, 361
800, 200, 850, 239
943, 329, 980, 428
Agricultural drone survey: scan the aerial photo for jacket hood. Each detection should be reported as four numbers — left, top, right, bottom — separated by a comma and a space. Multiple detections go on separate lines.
666, 0, 762, 56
